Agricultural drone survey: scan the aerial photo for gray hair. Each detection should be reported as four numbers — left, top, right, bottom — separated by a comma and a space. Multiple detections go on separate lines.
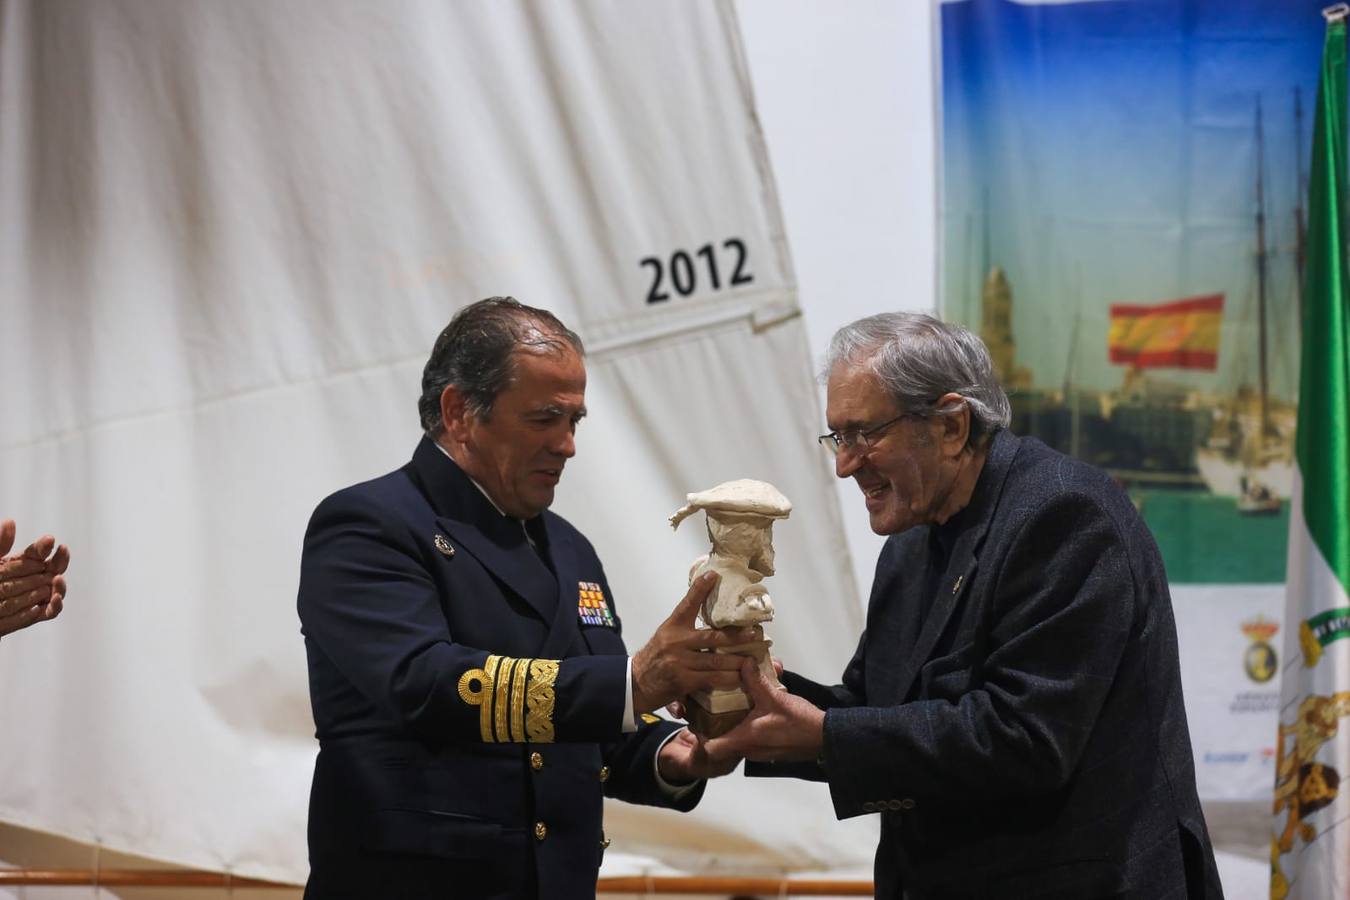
824, 312, 1011, 447
418, 296, 584, 434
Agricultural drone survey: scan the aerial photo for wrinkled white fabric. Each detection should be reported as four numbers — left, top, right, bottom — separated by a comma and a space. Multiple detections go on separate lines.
0, 0, 873, 883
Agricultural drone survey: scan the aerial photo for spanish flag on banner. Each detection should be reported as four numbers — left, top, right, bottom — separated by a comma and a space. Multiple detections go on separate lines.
1107, 294, 1224, 370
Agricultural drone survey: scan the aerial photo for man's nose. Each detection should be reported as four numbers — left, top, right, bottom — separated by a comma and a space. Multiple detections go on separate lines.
834, 448, 863, 479
550, 426, 577, 458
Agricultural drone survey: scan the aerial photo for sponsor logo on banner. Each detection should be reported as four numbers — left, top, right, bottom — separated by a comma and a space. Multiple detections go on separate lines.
1204, 751, 1250, 764
1203, 749, 1276, 766
1241, 615, 1279, 684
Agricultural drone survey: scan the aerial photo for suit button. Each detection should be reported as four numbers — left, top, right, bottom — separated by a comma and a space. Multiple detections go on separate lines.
530, 752, 544, 770
900, 798, 916, 810
534, 821, 547, 840
599, 765, 610, 782
862, 801, 878, 812
599, 833, 611, 850
886, 800, 904, 811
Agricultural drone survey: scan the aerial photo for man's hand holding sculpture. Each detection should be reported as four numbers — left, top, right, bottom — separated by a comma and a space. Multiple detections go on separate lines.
630, 572, 756, 714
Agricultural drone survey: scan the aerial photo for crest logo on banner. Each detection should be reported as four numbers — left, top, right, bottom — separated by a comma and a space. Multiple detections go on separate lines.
1242, 615, 1279, 684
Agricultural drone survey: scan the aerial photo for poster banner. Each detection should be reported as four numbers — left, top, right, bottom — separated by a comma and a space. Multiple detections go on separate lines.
940, 0, 1328, 800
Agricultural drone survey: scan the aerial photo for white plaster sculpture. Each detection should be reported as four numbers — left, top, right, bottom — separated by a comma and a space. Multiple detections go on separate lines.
669, 479, 791, 737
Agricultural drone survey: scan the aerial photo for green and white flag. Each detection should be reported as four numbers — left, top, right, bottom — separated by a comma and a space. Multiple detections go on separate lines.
1271, 9, 1350, 900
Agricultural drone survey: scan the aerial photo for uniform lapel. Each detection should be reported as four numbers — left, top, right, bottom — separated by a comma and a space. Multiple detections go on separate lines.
407, 438, 559, 624
435, 516, 559, 623
539, 514, 583, 658
892, 431, 1022, 701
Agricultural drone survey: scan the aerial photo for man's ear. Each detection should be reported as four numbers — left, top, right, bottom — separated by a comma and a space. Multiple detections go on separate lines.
440, 384, 471, 443
936, 392, 970, 457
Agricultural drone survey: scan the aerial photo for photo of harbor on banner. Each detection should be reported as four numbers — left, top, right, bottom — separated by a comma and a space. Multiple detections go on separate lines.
940, 0, 1326, 586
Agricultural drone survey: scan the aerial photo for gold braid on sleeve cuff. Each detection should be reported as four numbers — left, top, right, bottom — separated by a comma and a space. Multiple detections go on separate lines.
457, 655, 559, 743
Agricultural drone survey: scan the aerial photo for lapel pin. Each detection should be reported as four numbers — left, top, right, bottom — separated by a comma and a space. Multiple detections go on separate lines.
434, 534, 455, 558
951, 574, 963, 595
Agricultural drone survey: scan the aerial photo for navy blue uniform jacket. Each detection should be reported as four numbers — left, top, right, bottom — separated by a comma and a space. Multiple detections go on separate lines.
754, 431, 1223, 900
298, 438, 699, 899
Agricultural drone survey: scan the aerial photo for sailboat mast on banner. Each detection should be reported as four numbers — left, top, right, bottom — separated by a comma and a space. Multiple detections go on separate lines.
1194, 98, 1297, 510
969, 94, 1303, 531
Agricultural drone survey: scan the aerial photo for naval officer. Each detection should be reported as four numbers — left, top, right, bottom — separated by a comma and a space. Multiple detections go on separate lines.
299, 297, 748, 899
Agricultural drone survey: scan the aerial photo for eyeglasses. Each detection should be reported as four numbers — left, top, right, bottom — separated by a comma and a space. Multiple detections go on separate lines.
817, 413, 911, 457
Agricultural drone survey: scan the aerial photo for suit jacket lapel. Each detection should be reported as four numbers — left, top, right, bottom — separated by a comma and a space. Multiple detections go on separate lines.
894, 532, 980, 701
407, 438, 559, 624
870, 539, 930, 696
892, 430, 1022, 701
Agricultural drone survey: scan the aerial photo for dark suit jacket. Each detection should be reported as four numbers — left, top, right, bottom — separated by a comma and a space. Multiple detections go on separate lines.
754, 431, 1223, 900
298, 438, 700, 900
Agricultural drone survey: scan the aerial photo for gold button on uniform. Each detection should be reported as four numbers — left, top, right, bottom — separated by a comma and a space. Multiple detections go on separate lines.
534, 821, 547, 841
598, 765, 610, 782
530, 752, 544, 770
599, 834, 611, 850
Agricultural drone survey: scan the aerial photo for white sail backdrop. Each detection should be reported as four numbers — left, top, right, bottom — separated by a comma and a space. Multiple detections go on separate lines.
0, 0, 876, 883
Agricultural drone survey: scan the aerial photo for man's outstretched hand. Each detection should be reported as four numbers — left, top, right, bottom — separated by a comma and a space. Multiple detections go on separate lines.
656, 726, 742, 784
702, 658, 826, 765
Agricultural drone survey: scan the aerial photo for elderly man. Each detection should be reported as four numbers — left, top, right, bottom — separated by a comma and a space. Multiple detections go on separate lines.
708, 313, 1223, 899
298, 297, 748, 900
0, 520, 69, 640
